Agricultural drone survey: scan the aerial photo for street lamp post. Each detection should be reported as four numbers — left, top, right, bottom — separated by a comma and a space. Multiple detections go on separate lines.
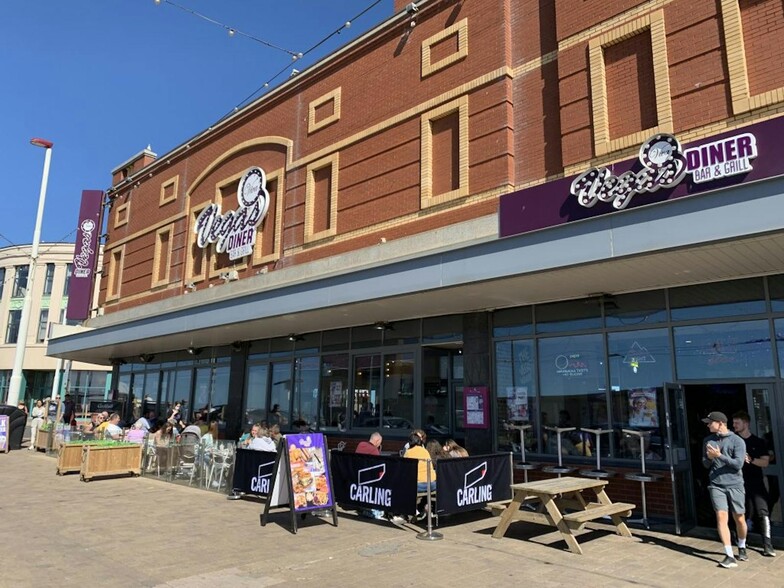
5, 138, 54, 407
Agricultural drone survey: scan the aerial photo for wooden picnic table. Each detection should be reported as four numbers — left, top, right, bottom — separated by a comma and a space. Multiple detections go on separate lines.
489, 476, 635, 554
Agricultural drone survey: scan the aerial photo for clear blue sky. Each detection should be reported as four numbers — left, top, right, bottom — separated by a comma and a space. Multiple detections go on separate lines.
0, 0, 392, 247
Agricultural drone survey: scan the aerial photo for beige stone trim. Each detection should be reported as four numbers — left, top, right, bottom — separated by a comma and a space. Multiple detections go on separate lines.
151, 224, 174, 289
589, 10, 672, 157
106, 245, 125, 302
104, 212, 185, 249
719, 0, 784, 115
159, 175, 179, 206
305, 153, 339, 244
559, 0, 673, 52
284, 184, 508, 256
308, 87, 342, 133
114, 202, 129, 229
288, 66, 512, 171
422, 18, 468, 78
420, 96, 470, 208
564, 104, 784, 174
188, 136, 294, 195
252, 167, 285, 266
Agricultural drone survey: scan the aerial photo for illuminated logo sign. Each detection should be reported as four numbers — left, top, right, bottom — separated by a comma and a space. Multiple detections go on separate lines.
571, 132, 758, 211
194, 166, 271, 261
73, 219, 96, 278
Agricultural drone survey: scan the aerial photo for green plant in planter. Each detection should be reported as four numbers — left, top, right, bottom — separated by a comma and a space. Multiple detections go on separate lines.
65, 440, 127, 447
40, 423, 52, 432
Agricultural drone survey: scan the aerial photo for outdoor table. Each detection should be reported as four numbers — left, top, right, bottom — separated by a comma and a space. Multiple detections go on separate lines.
490, 476, 635, 554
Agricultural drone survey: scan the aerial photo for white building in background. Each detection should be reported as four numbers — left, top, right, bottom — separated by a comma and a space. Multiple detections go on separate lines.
0, 243, 110, 408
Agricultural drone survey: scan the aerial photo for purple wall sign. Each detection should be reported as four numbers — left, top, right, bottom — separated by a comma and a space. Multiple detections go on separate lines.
500, 116, 784, 238
66, 190, 103, 321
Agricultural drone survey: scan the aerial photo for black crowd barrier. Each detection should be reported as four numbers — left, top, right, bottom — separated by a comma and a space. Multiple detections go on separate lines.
232, 448, 279, 496
330, 451, 419, 516
435, 453, 512, 515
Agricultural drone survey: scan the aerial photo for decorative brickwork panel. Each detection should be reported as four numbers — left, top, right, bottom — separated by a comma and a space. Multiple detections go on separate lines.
740, 0, 784, 97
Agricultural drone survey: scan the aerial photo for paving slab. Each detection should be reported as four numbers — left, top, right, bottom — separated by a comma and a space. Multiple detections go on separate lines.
1, 449, 783, 588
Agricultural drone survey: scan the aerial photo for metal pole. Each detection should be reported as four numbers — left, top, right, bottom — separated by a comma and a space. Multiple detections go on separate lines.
417, 458, 443, 541
7, 140, 53, 406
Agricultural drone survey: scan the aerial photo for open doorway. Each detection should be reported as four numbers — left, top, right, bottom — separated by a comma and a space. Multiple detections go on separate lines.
683, 383, 748, 527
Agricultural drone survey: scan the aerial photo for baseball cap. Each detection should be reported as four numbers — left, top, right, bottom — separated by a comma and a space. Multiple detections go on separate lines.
701, 411, 728, 424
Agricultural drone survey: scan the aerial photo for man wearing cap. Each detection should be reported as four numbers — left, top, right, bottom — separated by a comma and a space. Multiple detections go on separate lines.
702, 411, 748, 568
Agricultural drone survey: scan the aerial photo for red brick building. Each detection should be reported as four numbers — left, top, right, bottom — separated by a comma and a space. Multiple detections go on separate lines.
51, 0, 784, 534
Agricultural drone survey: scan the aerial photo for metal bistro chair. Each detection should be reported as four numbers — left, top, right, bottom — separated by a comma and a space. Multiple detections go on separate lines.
175, 433, 200, 485
622, 429, 661, 530
207, 445, 235, 491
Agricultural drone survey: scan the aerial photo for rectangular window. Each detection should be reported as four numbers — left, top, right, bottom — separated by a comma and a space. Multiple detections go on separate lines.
152, 226, 172, 287
304, 154, 338, 243
43, 263, 55, 296
0, 267, 5, 300
107, 249, 123, 299
293, 356, 320, 429
319, 354, 348, 430
245, 363, 270, 430
5, 309, 21, 344
431, 112, 460, 196
63, 263, 73, 296
495, 339, 538, 453
59, 308, 80, 327
13, 265, 28, 298
36, 309, 49, 343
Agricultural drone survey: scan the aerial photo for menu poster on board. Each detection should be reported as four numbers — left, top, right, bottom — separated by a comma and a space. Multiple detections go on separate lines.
506, 387, 529, 421
261, 432, 338, 534
464, 386, 489, 429
0, 415, 8, 453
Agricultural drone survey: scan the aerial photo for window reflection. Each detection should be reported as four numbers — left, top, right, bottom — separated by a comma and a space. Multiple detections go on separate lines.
244, 364, 268, 428
495, 340, 538, 454
292, 356, 319, 428
670, 278, 765, 321
319, 354, 348, 430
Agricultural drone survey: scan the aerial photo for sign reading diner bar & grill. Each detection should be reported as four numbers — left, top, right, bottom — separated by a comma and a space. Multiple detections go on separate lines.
499, 117, 784, 238
194, 166, 271, 261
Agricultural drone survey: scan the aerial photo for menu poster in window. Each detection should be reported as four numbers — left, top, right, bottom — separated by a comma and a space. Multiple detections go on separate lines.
329, 381, 343, 408
263, 432, 338, 533
506, 387, 529, 422
0, 415, 8, 453
628, 389, 658, 428
464, 386, 489, 429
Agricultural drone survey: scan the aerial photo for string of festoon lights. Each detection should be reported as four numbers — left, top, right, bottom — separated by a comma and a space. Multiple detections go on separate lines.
152, 0, 384, 117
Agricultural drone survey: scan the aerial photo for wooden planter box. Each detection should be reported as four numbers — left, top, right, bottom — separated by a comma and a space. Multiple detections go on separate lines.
80, 444, 143, 482
57, 443, 87, 475
34, 428, 52, 452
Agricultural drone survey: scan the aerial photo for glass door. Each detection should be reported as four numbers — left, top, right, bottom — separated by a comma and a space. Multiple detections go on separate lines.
746, 384, 782, 531
664, 383, 696, 534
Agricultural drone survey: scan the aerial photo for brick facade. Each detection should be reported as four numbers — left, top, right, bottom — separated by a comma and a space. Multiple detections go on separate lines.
101, 0, 784, 313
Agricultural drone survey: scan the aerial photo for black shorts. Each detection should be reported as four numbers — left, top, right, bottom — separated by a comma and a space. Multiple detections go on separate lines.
745, 483, 770, 519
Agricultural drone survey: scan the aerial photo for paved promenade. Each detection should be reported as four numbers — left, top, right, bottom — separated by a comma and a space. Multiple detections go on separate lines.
1, 449, 782, 588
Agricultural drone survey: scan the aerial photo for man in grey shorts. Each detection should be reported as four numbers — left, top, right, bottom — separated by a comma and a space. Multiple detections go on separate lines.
702, 411, 748, 568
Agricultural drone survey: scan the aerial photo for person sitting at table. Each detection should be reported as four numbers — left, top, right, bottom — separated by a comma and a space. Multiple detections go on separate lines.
270, 424, 283, 447
103, 413, 123, 440
238, 423, 261, 448
404, 432, 437, 520
152, 422, 175, 446
95, 412, 111, 438
443, 439, 469, 458
249, 425, 276, 452
81, 412, 101, 434
426, 439, 447, 461
133, 409, 156, 433
356, 432, 383, 455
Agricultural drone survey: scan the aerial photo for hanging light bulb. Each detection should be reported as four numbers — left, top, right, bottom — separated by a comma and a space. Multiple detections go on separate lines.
154, 0, 162, 4
630, 359, 639, 374
228, 28, 236, 37
344, 21, 351, 29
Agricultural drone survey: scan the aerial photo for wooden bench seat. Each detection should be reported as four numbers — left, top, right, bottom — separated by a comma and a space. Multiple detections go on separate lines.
561, 502, 634, 524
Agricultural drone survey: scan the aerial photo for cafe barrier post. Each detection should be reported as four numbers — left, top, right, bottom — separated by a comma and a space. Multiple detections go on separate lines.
417, 458, 443, 541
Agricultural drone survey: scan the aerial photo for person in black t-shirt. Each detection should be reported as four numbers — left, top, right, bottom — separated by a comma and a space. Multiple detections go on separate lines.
732, 411, 776, 557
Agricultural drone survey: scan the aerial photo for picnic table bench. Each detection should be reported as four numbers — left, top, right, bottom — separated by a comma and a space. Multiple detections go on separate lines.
490, 476, 635, 554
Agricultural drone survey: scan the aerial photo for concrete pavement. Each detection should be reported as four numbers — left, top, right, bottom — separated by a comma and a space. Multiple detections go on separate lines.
1, 448, 783, 588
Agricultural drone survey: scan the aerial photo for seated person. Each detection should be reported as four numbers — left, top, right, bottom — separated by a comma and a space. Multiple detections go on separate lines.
81, 412, 102, 434
426, 439, 447, 461
238, 423, 260, 448
103, 413, 123, 440
443, 439, 468, 458
404, 433, 436, 520
356, 432, 383, 455
133, 410, 155, 432
248, 425, 276, 452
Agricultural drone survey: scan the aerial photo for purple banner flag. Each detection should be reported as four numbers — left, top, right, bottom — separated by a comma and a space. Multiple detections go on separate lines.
66, 190, 103, 321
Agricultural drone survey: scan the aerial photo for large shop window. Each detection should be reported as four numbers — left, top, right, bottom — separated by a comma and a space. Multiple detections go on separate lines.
245, 363, 269, 430
352, 352, 414, 430
320, 354, 349, 430
495, 339, 538, 453
608, 329, 672, 461
538, 334, 607, 456
674, 320, 775, 379
535, 299, 602, 334
292, 356, 320, 428
669, 278, 766, 321
776, 319, 784, 378
604, 290, 667, 328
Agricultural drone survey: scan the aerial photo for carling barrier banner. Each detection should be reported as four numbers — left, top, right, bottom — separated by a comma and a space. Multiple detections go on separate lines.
435, 454, 512, 515
330, 452, 419, 516
232, 448, 279, 496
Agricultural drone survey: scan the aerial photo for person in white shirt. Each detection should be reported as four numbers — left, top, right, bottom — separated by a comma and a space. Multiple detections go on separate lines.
133, 410, 155, 432
103, 413, 123, 440
249, 425, 277, 452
